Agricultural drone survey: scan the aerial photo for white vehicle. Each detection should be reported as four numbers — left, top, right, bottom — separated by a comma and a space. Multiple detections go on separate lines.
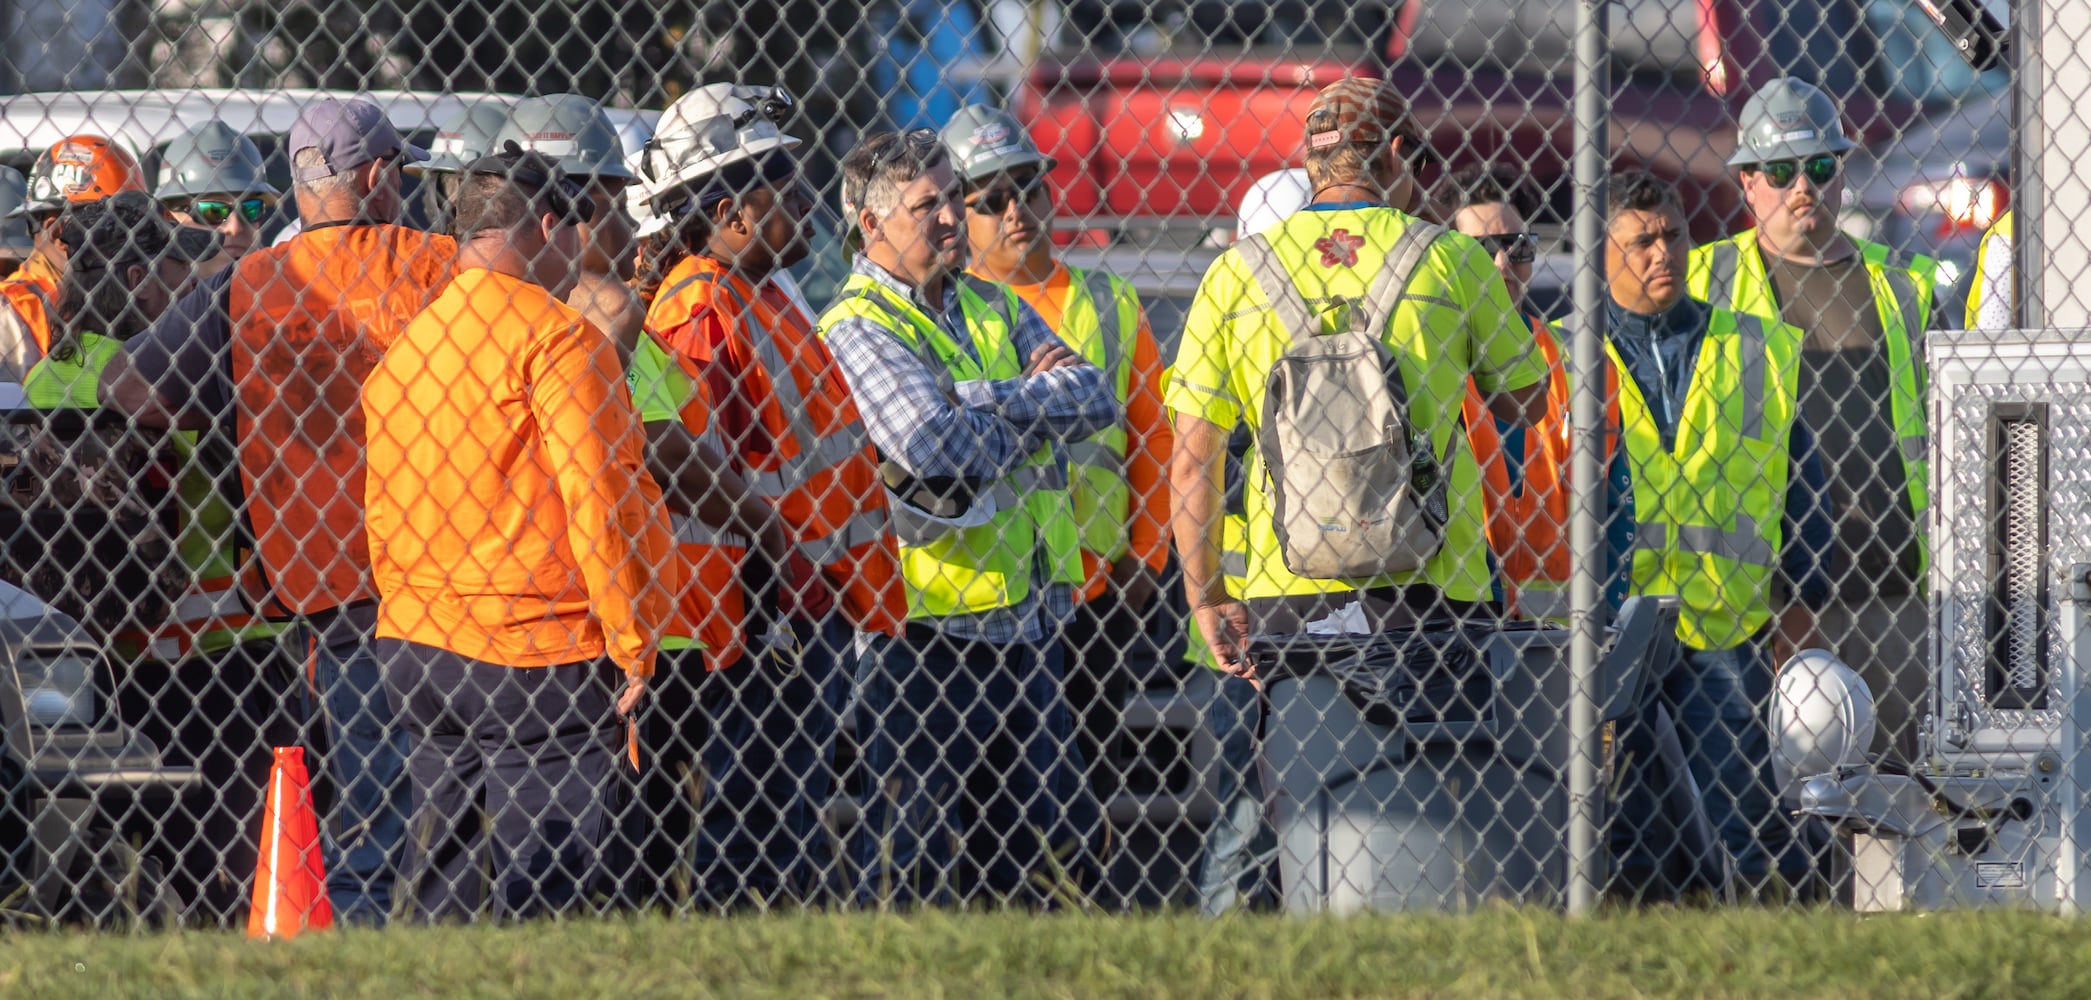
0, 90, 659, 233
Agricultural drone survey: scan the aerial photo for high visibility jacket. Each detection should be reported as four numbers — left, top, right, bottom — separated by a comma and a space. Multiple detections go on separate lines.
816, 273, 1082, 620
227, 224, 456, 617
986, 264, 1171, 604
364, 268, 673, 678
1461, 314, 1572, 622
1967, 210, 2014, 332
1609, 307, 1804, 651
1164, 207, 1550, 611
626, 329, 751, 671
0, 255, 59, 357
24, 332, 284, 660
646, 256, 904, 637
1688, 229, 1934, 577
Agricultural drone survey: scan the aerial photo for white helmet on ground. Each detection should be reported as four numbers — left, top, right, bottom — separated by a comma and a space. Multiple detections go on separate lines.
637, 83, 800, 211
1771, 648, 1877, 796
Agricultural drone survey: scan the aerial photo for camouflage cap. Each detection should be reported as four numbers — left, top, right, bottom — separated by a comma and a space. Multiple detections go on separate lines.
1304, 77, 1431, 160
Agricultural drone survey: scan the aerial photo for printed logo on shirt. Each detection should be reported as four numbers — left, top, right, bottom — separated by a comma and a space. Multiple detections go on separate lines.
1314, 230, 1365, 269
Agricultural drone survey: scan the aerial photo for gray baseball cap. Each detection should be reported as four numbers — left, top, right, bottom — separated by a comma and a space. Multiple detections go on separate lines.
289, 98, 428, 182
1726, 77, 1858, 167
939, 105, 1055, 185
494, 94, 636, 182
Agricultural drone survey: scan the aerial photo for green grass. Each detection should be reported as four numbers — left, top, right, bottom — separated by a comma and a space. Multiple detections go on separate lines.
2, 908, 2088, 999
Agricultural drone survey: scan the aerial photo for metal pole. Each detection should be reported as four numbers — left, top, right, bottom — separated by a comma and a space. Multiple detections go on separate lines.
1566, 0, 1610, 917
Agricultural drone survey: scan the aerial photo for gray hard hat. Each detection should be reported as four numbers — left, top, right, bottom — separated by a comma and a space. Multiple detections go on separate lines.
156, 120, 280, 201
939, 104, 1055, 184
0, 166, 33, 256
1726, 77, 1858, 167
493, 94, 636, 182
422, 100, 512, 174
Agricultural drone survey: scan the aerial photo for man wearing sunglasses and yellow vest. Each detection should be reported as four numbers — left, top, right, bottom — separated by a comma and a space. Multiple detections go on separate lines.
1688, 77, 1942, 762
939, 105, 1173, 791
156, 121, 279, 262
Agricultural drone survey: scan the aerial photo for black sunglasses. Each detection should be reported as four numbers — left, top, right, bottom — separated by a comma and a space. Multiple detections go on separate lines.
966, 171, 1046, 215
1749, 154, 1841, 190
185, 197, 270, 226
1476, 231, 1539, 264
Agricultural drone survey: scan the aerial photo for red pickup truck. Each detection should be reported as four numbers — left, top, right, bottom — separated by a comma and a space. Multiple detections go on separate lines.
1017, 0, 1922, 242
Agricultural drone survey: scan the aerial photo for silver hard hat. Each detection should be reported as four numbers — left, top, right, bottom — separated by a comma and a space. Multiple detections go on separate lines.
1726, 77, 1858, 167
155, 120, 280, 201
422, 100, 513, 174
939, 104, 1054, 184
493, 94, 636, 182
0, 166, 33, 255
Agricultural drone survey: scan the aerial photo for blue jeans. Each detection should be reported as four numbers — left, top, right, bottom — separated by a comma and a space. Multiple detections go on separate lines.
850, 628, 1100, 907
309, 632, 413, 924
1612, 638, 1793, 893
1195, 670, 1276, 915
690, 616, 852, 909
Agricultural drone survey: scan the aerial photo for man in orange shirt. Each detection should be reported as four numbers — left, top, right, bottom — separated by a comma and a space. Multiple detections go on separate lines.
100, 99, 442, 924
633, 82, 905, 908
941, 106, 1172, 778
2, 137, 149, 380
363, 146, 673, 921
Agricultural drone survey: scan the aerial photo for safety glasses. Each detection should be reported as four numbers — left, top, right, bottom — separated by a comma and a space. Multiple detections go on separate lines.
1476, 231, 1539, 264
186, 197, 270, 226
1750, 154, 1841, 190
966, 170, 1045, 215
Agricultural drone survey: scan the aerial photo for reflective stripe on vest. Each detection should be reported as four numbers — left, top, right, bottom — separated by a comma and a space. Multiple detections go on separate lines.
1610, 308, 1802, 651
816, 274, 1082, 619
228, 225, 457, 616
654, 260, 903, 635
0, 276, 54, 354
1058, 267, 1140, 560
1688, 230, 1933, 578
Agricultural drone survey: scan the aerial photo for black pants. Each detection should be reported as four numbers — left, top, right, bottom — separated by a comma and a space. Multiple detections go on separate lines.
378, 639, 622, 923
116, 639, 302, 927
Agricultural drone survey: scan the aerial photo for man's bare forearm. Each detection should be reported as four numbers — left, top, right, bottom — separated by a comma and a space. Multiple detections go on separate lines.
1170, 412, 1230, 607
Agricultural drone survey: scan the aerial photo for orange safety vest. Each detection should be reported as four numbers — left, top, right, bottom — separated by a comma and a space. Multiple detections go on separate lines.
638, 334, 749, 672
0, 261, 58, 355
648, 257, 905, 638
1462, 315, 1573, 620
227, 224, 456, 617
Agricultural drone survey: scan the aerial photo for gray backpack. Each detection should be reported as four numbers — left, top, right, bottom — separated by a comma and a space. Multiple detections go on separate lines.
1236, 221, 1451, 580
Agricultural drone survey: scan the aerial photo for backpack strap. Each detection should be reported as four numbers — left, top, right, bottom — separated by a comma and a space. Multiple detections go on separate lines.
1235, 234, 1318, 345
1356, 221, 1446, 336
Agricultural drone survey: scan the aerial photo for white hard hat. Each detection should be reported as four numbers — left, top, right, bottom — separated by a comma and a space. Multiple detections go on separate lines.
639, 83, 802, 207
629, 186, 668, 240
1770, 648, 1877, 796
1236, 168, 1311, 239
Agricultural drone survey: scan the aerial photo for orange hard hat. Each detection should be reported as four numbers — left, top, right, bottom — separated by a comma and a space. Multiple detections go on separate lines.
14, 136, 147, 217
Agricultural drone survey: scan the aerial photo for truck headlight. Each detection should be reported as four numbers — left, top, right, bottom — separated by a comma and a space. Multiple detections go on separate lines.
18, 650, 96, 728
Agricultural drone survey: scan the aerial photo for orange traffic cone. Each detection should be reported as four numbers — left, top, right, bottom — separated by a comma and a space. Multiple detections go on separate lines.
247, 746, 334, 939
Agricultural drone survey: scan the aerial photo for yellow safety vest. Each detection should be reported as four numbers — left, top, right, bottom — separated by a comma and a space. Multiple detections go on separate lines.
816, 274, 1082, 620
24, 333, 285, 661
1687, 229, 1934, 576
1966, 210, 2014, 332
1611, 308, 1804, 651
1056, 267, 1143, 562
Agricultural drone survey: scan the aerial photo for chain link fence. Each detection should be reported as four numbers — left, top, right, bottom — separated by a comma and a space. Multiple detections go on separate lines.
0, 0, 2053, 930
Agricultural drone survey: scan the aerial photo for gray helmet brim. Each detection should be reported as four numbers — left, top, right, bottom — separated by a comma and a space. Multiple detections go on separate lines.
1726, 131, 1858, 168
